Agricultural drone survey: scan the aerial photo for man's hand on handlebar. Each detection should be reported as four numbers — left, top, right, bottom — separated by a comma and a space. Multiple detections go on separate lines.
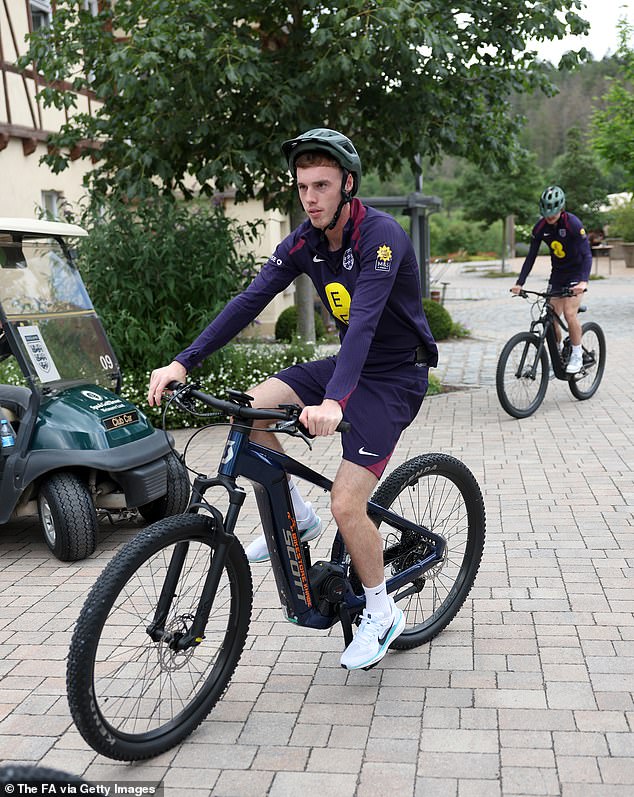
148, 361, 187, 407
511, 284, 523, 295
570, 281, 587, 296
299, 398, 343, 437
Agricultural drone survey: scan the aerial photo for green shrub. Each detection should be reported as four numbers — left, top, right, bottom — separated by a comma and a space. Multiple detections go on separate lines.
422, 299, 453, 341
76, 198, 262, 371
275, 305, 326, 342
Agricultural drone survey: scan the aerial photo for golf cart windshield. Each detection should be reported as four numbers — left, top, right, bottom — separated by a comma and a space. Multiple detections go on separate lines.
0, 233, 120, 392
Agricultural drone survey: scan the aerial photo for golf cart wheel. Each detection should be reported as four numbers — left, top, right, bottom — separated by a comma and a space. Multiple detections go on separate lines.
138, 451, 191, 523
38, 473, 98, 561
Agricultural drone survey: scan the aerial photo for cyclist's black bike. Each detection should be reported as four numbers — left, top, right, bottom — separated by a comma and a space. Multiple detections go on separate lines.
496, 289, 606, 419
67, 384, 486, 761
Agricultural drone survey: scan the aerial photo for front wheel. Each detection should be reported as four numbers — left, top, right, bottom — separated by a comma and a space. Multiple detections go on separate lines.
496, 331, 549, 418
67, 513, 253, 761
369, 454, 486, 649
568, 321, 606, 400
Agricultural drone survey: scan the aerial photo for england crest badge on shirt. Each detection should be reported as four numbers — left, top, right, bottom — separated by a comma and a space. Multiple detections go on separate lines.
343, 248, 354, 271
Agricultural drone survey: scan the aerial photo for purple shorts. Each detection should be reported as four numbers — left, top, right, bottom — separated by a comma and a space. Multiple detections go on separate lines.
274, 356, 429, 478
548, 270, 583, 294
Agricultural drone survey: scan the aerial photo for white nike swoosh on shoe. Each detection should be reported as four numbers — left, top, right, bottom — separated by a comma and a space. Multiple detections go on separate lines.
358, 447, 379, 457
313, 255, 325, 262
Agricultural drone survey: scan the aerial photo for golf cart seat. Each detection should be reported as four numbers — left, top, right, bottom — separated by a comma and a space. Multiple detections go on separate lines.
0, 384, 31, 423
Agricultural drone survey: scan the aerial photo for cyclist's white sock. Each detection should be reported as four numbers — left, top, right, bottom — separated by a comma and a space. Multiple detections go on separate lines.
572, 344, 582, 355
363, 580, 392, 619
289, 479, 312, 523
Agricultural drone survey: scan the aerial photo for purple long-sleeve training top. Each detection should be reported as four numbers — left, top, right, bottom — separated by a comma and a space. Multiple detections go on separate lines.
175, 199, 438, 405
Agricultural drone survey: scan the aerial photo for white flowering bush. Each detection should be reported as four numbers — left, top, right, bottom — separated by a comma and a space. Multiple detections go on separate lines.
121, 339, 319, 429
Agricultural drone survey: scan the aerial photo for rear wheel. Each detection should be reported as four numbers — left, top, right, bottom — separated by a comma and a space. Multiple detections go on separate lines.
368, 454, 486, 649
138, 451, 191, 522
67, 513, 252, 761
38, 472, 98, 561
496, 331, 549, 418
568, 321, 606, 400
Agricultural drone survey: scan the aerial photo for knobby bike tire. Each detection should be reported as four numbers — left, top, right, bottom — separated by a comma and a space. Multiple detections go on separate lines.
496, 331, 549, 419
370, 453, 485, 650
67, 513, 252, 761
568, 321, 606, 401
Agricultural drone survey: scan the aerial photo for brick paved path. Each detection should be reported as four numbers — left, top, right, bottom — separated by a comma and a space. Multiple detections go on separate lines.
0, 257, 632, 796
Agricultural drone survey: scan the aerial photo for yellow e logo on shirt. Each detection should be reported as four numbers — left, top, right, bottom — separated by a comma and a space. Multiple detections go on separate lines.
325, 282, 351, 325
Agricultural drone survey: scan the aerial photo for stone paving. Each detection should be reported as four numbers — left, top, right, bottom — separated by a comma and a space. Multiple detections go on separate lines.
0, 256, 633, 796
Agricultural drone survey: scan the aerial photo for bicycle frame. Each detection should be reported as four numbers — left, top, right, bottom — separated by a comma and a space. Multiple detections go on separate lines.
151, 419, 446, 647
523, 300, 570, 381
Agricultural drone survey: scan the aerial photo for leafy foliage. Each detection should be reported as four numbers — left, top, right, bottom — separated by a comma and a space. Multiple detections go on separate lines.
592, 19, 634, 192
21, 0, 590, 207
75, 199, 261, 371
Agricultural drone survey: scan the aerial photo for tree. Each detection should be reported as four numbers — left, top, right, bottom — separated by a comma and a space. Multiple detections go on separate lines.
548, 126, 608, 230
458, 150, 542, 269
592, 19, 634, 191
21, 0, 591, 208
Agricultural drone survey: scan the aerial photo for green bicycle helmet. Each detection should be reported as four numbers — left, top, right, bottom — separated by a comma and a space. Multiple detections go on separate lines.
281, 128, 362, 197
539, 185, 566, 217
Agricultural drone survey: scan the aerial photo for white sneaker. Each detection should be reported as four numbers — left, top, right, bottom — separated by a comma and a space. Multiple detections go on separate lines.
566, 350, 583, 374
245, 503, 322, 563
340, 602, 405, 670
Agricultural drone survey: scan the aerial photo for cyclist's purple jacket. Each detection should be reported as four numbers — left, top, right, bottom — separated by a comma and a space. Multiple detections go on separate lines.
175, 199, 438, 405
517, 211, 592, 285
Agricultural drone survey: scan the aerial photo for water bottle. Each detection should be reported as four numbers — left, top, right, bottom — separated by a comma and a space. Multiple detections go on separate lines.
0, 415, 16, 453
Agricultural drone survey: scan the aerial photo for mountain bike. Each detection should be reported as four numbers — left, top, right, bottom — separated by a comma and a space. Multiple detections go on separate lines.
496, 288, 606, 419
66, 383, 486, 761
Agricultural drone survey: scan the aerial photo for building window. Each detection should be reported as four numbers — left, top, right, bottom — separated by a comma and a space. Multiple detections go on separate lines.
30, 0, 52, 31
41, 190, 64, 220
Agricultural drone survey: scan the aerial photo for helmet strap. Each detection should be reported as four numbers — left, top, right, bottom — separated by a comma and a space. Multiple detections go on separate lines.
325, 169, 353, 232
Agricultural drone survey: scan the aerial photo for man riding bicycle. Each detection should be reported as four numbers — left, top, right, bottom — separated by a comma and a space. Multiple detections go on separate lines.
511, 185, 592, 374
148, 128, 438, 670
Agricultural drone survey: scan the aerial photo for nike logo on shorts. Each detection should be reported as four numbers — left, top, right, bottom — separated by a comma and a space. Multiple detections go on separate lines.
358, 447, 379, 457
313, 255, 325, 262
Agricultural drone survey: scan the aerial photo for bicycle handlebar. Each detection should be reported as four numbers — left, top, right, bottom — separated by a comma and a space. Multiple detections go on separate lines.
166, 382, 351, 434
512, 287, 587, 299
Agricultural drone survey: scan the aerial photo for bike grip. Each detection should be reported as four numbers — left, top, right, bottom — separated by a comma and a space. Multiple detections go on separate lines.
166, 380, 186, 391
337, 420, 351, 433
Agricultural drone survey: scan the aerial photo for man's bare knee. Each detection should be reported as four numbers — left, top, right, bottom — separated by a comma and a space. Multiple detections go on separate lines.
249, 377, 303, 410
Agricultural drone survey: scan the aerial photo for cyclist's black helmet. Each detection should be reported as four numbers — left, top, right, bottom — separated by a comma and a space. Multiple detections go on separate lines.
281, 128, 362, 196
539, 185, 566, 217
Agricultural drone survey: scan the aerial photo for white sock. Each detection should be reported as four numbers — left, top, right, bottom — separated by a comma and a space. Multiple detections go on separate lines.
364, 581, 392, 619
572, 344, 582, 355
289, 479, 312, 523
